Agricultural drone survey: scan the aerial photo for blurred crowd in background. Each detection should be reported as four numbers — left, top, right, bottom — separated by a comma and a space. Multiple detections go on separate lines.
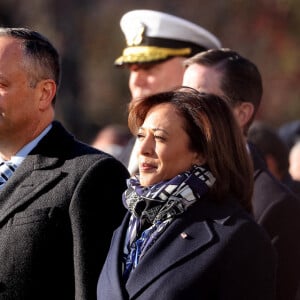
0, 0, 300, 145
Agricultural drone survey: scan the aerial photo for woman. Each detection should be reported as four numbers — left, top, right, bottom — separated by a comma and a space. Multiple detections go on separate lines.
97, 88, 276, 299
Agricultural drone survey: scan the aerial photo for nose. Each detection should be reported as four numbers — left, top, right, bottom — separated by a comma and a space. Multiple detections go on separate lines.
137, 135, 154, 156
129, 64, 140, 72
129, 68, 147, 88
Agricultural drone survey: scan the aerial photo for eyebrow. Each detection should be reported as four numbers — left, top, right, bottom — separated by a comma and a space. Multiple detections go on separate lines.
139, 127, 169, 135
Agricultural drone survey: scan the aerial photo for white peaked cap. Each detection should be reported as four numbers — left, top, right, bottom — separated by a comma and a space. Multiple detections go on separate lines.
115, 9, 222, 66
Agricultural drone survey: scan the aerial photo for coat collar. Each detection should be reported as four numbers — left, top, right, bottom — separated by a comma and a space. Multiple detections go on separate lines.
109, 198, 240, 298
0, 121, 73, 225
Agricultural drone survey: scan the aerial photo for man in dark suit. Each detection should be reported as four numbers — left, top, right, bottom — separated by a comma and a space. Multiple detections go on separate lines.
115, 9, 221, 174
183, 48, 300, 300
0, 27, 129, 300
248, 120, 300, 198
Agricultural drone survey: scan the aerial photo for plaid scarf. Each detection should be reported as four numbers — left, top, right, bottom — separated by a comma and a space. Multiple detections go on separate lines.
122, 165, 215, 281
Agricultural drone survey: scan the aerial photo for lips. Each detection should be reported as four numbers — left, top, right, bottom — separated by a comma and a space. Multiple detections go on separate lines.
139, 162, 157, 171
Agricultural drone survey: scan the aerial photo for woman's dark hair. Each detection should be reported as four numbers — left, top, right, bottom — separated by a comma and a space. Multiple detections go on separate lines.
128, 87, 254, 212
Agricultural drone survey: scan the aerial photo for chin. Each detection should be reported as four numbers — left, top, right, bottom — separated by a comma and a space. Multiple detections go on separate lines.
140, 177, 156, 187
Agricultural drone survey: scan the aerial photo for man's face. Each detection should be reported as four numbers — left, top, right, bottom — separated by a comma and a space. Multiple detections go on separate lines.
128, 56, 186, 100
0, 36, 55, 157
182, 63, 223, 96
183, 63, 250, 136
0, 37, 41, 142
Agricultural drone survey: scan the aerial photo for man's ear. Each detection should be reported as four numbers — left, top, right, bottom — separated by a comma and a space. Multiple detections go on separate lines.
37, 79, 57, 111
233, 102, 254, 129
265, 154, 281, 181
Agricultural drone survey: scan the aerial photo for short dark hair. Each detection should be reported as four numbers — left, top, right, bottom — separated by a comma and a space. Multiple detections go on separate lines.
0, 27, 60, 102
184, 48, 262, 134
248, 120, 290, 177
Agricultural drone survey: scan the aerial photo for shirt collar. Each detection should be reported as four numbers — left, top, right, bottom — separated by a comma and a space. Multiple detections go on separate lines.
11, 124, 53, 164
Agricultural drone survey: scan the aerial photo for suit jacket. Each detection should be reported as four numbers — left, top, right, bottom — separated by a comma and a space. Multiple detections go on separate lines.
0, 121, 129, 300
249, 142, 300, 300
97, 197, 276, 300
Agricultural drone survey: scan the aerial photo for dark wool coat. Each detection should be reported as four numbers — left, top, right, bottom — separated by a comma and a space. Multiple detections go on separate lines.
0, 121, 129, 300
249, 142, 300, 300
97, 197, 276, 300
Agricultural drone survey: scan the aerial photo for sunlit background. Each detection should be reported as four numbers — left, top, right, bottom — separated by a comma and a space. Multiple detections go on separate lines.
1, 0, 299, 143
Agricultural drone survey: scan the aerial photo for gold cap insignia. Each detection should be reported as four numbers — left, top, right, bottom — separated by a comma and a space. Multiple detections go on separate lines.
125, 20, 145, 46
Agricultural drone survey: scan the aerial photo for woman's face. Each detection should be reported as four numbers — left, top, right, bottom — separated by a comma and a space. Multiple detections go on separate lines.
137, 103, 202, 186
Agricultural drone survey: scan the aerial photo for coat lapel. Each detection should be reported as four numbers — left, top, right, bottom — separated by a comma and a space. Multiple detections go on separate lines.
101, 214, 132, 299
0, 121, 73, 225
0, 154, 64, 225
126, 218, 214, 296
125, 198, 235, 297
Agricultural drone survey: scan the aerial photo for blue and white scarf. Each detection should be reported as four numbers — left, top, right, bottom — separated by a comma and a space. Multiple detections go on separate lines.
122, 165, 216, 281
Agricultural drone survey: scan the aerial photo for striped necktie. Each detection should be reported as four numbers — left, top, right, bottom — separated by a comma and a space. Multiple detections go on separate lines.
0, 160, 17, 187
